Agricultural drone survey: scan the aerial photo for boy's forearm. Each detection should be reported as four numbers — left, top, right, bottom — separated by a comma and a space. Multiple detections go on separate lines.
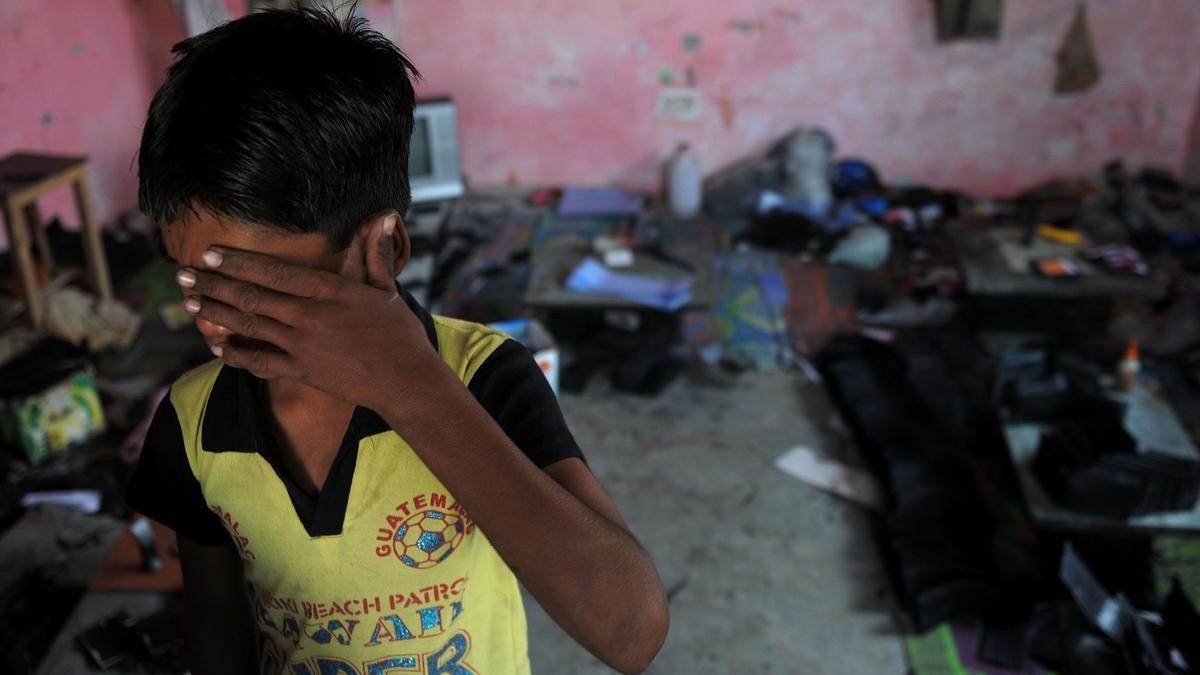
184, 616, 257, 675
380, 362, 668, 673
178, 538, 258, 675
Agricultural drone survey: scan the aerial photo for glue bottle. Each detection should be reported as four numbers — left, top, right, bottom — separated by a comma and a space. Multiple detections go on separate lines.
1115, 339, 1140, 393
668, 144, 702, 219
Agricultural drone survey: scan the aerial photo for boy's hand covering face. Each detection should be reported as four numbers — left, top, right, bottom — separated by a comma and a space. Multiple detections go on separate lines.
175, 211, 435, 409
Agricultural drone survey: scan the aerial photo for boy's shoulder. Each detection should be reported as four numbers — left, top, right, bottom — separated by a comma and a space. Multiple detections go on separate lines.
430, 314, 514, 383
160, 359, 230, 446
169, 358, 225, 408
430, 313, 504, 338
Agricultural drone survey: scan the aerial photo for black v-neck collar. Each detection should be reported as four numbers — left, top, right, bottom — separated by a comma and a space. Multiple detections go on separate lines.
256, 404, 387, 536
199, 288, 438, 537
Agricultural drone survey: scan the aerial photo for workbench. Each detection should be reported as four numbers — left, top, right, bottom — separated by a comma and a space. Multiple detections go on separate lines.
524, 236, 716, 311
1003, 379, 1200, 536
951, 224, 1166, 301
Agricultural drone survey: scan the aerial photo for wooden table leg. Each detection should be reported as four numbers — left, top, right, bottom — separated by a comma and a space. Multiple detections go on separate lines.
72, 173, 112, 302
3, 200, 44, 330
24, 202, 56, 269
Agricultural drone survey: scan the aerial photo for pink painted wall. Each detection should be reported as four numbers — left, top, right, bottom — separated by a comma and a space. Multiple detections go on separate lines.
388, 0, 1200, 196
0, 0, 187, 230
3, 0, 1200, 236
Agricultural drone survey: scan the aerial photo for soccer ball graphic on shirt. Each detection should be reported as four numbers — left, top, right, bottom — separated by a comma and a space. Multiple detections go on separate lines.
393, 510, 467, 569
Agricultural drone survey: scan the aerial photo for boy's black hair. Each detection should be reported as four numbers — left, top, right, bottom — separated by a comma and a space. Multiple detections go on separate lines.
137, 7, 419, 250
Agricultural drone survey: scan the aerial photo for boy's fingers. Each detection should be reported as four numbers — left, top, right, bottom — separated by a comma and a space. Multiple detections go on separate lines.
180, 269, 303, 326
185, 296, 294, 348
366, 212, 398, 292
201, 247, 342, 299
212, 343, 299, 381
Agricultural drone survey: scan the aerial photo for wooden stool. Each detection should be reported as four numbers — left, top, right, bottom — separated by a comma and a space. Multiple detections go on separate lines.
0, 153, 114, 330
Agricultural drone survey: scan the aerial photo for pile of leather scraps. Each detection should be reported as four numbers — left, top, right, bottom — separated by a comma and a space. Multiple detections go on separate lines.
1032, 417, 1200, 519
43, 287, 141, 352
819, 333, 1042, 630
1056, 543, 1200, 675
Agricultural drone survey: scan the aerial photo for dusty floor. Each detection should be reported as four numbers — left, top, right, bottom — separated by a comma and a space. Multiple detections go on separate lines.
525, 371, 907, 674
4, 371, 907, 674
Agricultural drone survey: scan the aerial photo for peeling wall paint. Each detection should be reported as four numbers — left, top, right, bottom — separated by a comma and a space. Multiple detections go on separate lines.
390, 0, 1200, 195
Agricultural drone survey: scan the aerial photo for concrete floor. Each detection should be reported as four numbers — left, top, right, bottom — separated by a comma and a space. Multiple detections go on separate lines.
524, 371, 907, 674
4, 370, 907, 674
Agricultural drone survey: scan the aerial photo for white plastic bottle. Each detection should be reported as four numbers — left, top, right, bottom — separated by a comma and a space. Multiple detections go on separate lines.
668, 144, 702, 219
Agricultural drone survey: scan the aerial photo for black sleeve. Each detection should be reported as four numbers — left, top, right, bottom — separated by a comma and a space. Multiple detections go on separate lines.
125, 395, 232, 546
468, 339, 585, 468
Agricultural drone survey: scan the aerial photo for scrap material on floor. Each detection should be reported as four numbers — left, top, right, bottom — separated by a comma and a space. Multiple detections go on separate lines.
4, 121, 1200, 675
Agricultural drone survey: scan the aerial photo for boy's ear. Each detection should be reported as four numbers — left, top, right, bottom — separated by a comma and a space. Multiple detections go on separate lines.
383, 214, 411, 276
344, 210, 411, 288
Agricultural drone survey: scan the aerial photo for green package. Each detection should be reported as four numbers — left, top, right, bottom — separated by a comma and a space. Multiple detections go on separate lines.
0, 371, 105, 464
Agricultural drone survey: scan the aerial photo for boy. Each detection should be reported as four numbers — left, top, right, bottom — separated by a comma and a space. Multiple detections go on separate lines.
126, 8, 668, 675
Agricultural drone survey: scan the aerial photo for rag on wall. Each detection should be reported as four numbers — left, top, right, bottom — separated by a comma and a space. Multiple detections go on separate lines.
1056, 3, 1101, 95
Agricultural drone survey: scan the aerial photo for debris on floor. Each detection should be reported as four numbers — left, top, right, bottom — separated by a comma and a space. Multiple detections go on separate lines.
43, 287, 140, 353
774, 445, 884, 510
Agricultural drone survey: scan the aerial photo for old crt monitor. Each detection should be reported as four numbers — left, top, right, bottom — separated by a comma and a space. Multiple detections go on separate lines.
408, 98, 464, 204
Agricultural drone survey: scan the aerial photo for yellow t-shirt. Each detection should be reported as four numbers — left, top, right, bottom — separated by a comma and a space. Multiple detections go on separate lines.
128, 298, 583, 675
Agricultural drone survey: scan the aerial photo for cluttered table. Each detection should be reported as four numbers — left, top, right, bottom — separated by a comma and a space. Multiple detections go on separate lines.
1003, 378, 1200, 536
525, 236, 716, 311
951, 224, 1167, 300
